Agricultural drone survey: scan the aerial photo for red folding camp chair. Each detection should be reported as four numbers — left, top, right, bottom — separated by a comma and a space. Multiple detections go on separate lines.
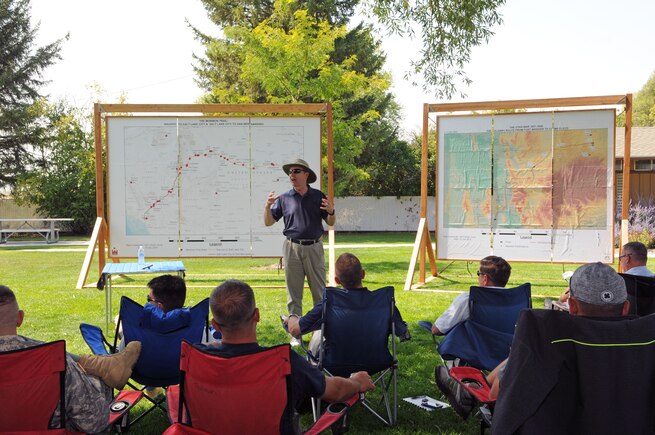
0, 340, 138, 434
164, 341, 359, 435
449, 366, 495, 434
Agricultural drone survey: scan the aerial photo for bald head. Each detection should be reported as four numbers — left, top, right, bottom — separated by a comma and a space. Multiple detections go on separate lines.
0, 285, 22, 334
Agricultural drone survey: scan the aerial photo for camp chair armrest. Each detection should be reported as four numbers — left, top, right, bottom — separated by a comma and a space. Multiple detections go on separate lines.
304, 393, 361, 435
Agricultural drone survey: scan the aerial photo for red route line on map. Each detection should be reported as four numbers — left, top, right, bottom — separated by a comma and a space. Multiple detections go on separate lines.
141, 150, 280, 220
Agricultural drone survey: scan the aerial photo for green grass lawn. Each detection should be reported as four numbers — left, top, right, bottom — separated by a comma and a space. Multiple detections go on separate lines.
0, 232, 596, 434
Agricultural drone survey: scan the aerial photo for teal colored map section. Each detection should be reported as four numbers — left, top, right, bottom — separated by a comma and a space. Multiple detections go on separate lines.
443, 132, 492, 227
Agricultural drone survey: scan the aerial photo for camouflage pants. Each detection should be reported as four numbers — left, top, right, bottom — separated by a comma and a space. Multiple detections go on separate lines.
0, 335, 112, 434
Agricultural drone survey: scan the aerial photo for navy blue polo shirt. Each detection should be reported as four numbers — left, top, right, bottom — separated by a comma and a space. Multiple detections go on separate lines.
270, 187, 328, 239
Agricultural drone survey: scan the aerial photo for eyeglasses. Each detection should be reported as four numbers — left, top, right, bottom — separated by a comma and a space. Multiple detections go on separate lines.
619, 253, 631, 260
476, 270, 485, 277
146, 295, 161, 305
288, 168, 306, 174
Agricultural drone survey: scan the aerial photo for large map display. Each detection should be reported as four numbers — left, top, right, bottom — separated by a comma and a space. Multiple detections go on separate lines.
107, 116, 321, 258
437, 110, 614, 263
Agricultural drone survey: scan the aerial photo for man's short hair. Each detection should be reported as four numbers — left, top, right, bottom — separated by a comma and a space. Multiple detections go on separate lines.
570, 262, 626, 315
623, 241, 648, 263
335, 253, 363, 288
0, 285, 18, 329
209, 280, 256, 333
0, 285, 16, 306
147, 275, 187, 312
479, 256, 511, 287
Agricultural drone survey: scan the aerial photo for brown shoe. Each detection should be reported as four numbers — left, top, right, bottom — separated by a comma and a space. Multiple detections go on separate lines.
78, 341, 141, 389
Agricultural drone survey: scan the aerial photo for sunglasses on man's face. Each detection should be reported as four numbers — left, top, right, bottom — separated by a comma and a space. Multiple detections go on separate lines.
289, 168, 306, 174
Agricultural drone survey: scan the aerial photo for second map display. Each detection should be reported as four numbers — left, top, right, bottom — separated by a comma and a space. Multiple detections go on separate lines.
437, 110, 615, 263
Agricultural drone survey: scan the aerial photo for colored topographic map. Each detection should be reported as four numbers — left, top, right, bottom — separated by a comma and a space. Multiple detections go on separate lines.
443, 128, 608, 229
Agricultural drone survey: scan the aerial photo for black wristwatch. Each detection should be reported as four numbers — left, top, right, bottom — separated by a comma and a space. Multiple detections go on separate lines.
327, 209, 335, 216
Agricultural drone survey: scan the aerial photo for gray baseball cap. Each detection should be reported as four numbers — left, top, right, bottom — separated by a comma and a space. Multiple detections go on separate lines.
569, 262, 626, 306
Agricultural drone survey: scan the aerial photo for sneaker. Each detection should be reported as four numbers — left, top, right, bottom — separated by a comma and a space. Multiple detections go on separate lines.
435, 365, 474, 420
398, 329, 412, 342
290, 336, 301, 347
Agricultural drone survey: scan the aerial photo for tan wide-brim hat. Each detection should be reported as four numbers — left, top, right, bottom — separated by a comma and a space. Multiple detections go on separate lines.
282, 158, 317, 184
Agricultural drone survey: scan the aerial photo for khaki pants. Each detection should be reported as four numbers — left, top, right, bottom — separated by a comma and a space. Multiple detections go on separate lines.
283, 239, 325, 315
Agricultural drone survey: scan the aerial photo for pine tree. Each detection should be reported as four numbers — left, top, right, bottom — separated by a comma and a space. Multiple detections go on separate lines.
0, 0, 65, 188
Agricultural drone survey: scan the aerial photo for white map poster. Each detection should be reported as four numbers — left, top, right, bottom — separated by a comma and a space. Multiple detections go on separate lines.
437, 109, 614, 263
107, 116, 321, 258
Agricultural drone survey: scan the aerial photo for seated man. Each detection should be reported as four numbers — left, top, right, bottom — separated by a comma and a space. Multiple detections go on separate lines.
436, 261, 631, 419
0, 285, 141, 433
120, 274, 218, 346
285, 252, 410, 346
195, 279, 375, 433
618, 241, 654, 277
431, 255, 511, 335
146, 274, 188, 313
119, 274, 216, 398
559, 241, 653, 304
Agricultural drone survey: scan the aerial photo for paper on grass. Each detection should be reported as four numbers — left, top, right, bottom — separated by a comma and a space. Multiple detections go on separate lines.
403, 395, 450, 412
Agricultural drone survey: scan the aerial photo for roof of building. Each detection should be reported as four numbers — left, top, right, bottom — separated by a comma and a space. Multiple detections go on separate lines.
615, 127, 655, 158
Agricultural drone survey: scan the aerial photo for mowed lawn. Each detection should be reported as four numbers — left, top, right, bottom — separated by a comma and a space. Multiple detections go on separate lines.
0, 232, 587, 434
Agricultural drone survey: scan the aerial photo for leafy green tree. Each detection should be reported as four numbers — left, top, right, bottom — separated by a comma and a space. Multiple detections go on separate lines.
198, 0, 505, 99
226, 5, 390, 188
195, 0, 421, 195
0, 0, 66, 188
345, 120, 421, 196
14, 100, 96, 234
363, 0, 505, 98
633, 71, 655, 127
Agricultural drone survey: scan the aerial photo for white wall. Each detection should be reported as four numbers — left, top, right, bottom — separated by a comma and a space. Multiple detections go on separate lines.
334, 196, 436, 231
0, 196, 435, 232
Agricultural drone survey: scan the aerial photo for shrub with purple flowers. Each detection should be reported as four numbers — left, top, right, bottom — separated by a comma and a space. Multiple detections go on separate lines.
615, 199, 655, 248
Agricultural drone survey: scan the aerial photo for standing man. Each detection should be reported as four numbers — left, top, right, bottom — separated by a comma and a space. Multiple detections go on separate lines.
264, 158, 336, 330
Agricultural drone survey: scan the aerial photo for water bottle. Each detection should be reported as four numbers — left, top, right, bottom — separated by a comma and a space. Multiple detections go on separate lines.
137, 245, 145, 265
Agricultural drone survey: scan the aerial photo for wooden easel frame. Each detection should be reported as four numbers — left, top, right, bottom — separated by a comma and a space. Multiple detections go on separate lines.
77, 103, 335, 289
405, 95, 633, 290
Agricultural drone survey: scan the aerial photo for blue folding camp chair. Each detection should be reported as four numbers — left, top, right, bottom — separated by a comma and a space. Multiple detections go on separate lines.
80, 296, 209, 425
307, 286, 398, 426
437, 283, 531, 371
